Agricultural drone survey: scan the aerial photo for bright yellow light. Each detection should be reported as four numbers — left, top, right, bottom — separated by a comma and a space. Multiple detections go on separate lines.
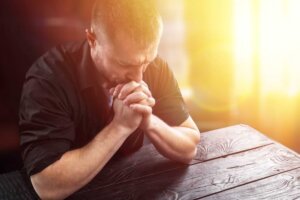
234, 0, 300, 98
234, 0, 300, 151
234, 0, 254, 100
259, 0, 300, 96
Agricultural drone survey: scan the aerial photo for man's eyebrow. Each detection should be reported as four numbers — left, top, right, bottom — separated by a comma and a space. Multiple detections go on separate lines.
117, 59, 145, 67
116, 59, 132, 66
116, 57, 155, 66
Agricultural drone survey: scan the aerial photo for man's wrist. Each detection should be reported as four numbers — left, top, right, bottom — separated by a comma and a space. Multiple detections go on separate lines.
143, 114, 159, 133
108, 120, 134, 137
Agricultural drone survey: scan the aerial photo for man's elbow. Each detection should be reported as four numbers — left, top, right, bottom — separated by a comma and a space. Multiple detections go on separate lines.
31, 174, 67, 200
193, 130, 201, 146
184, 131, 200, 164
178, 146, 198, 164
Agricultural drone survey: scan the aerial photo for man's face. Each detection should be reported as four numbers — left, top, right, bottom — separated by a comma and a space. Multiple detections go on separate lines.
90, 31, 160, 89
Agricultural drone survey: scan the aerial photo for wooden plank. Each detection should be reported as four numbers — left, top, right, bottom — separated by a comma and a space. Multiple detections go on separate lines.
202, 168, 300, 200
70, 143, 300, 200
78, 124, 273, 192
194, 124, 272, 161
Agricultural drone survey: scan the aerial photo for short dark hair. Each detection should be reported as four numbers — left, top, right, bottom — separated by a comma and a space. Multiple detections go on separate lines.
91, 0, 162, 47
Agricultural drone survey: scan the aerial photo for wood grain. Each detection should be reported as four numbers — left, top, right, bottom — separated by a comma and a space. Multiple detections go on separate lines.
70, 143, 300, 200
202, 168, 300, 200
1, 125, 292, 200
77, 124, 273, 193
194, 124, 272, 161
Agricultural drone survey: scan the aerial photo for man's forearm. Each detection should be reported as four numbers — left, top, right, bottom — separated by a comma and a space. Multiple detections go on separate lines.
146, 115, 200, 163
31, 123, 131, 200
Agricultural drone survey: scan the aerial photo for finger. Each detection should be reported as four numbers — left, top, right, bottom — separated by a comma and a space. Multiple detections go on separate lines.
122, 81, 151, 97
113, 84, 124, 98
118, 81, 141, 99
109, 87, 115, 95
137, 97, 156, 107
130, 104, 152, 115
138, 84, 152, 97
139, 81, 149, 89
146, 97, 156, 107
128, 85, 151, 98
124, 91, 148, 105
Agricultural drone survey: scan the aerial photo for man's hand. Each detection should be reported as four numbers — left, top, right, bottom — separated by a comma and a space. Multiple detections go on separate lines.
111, 96, 143, 134
109, 81, 155, 130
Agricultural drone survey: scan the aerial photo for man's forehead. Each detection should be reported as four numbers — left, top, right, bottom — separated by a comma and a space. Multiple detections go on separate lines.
116, 50, 157, 66
106, 40, 158, 66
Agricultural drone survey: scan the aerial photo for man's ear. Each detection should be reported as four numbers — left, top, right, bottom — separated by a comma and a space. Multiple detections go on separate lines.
85, 28, 97, 48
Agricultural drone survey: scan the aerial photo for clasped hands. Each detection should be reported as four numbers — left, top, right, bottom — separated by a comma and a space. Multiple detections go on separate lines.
109, 81, 155, 132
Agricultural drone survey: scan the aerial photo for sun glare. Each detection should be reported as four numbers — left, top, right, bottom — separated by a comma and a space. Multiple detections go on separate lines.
234, 0, 254, 100
234, 0, 300, 149
235, 0, 300, 98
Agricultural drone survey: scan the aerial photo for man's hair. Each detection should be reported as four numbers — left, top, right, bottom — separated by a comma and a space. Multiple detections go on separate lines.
91, 0, 162, 47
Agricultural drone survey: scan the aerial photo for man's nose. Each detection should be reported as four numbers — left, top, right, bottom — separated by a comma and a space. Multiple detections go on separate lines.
126, 68, 143, 82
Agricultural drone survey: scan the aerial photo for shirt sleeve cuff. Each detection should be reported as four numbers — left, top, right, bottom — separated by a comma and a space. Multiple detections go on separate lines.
22, 139, 71, 176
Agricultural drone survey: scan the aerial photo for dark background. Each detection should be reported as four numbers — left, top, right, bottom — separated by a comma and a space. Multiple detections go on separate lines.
0, 0, 95, 173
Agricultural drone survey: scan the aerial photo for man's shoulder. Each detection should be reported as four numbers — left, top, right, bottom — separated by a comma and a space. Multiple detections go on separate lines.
26, 40, 86, 81
145, 56, 173, 78
149, 56, 165, 68
144, 56, 176, 95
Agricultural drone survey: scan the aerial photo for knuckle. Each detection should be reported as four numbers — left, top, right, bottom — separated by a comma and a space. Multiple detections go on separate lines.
135, 84, 143, 91
132, 81, 140, 87
140, 91, 147, 98
149, 98, 155, 106
141, 84, 148, 90
140, 81, 148, 87
133, 91, 145, 99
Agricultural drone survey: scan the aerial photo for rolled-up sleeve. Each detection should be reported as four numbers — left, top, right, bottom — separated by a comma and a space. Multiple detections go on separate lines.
152, 60, 189, 126
19, 77, 75, 176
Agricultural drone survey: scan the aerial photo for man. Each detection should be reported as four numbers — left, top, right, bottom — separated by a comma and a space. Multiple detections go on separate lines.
19, 0, 200, 199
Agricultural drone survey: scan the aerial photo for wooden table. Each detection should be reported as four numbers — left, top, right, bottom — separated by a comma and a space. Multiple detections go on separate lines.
1, 124, 300, 199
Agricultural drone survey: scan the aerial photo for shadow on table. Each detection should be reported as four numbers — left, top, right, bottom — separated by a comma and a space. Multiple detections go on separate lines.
70, 159, 189, 200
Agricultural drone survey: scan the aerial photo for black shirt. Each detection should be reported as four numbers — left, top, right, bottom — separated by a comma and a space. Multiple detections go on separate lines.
19, 40, 189, 176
